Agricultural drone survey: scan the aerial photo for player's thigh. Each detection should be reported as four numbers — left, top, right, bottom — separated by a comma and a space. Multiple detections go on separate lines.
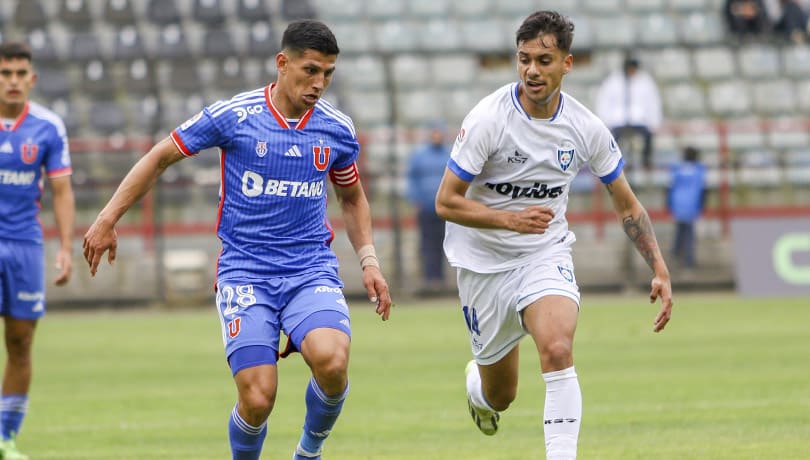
281, 271, 351, 356
216, 279, 282, 368
522, 295, 579, 352
0, 241, 45, 320
457, 268, 525, 366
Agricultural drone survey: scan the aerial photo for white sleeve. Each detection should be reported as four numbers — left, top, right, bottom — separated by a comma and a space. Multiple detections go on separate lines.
449, 103, 501, 180
587, 120, 624, 183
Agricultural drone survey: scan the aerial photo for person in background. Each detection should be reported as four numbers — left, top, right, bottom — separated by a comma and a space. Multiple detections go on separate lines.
594, 54, 662, 171
773, 0, 809, 43
0, 41, 75, 460
406, 120, 451, 295
667, 146, 707, 271
725, 0, 771, 39
82, 20, 392, 460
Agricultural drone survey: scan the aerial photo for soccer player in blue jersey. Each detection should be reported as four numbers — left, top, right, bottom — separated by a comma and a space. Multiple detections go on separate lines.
0, 41, 75, 460
82, 20, 392, 460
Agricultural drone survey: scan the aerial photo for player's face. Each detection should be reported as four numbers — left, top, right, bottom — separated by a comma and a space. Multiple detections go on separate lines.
0, 58, 36, 112
276, 49, 336, 117
516, 34, 572, 118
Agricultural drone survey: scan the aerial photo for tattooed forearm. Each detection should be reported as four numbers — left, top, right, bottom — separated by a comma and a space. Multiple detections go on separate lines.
622, 211, 660, 270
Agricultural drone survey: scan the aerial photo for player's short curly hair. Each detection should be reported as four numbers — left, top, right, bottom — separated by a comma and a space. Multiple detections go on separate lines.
0, 42, 33, 61
515, 11, 575, 53
282, 20, 340, 56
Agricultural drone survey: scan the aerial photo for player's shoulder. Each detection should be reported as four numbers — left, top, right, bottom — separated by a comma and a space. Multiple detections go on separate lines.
206, 86, 267, 119
314, 98, 357, 140
27, 101, 67, 134
559, 91, 607, 129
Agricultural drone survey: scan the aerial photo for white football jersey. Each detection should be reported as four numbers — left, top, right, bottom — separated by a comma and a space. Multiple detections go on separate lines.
444, 82, 624, 273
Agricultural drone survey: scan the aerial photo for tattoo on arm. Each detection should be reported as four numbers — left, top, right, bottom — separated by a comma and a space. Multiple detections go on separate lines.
622, 212, 659, 270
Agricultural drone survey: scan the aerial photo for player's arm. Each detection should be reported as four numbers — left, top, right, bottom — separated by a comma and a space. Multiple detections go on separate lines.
333, 178, 392, 321
83, 137, 185, 276
49, 175, 75, 286
434, 167, 554, 234
605, 172, 673, 332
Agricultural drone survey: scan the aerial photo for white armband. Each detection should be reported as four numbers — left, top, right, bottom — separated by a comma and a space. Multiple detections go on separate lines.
357, 244, 380, 269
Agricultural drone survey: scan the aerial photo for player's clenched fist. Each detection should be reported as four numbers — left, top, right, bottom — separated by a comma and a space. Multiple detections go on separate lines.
508, 205, 555, 234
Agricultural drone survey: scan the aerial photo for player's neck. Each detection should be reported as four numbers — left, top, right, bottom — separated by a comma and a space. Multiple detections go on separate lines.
0, 101, 26, 120
270, 84, 306, 120
519, 87, 560, 119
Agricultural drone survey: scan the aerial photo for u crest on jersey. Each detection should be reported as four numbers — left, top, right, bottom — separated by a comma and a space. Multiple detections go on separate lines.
255, 141, 267, 157
21, 141, 38, 164
313, 145, 331, 171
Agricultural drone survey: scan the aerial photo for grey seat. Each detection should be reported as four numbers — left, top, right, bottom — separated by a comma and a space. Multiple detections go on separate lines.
102, 0, 139, 26
707, 79, 751, 117
192, 0, 226, 26
693, 47, 737, 81
27, 28, 62, 63
33, 65, 71, 101
88, 101, 129, 135
236, 0, 272, 23
13, 0, 48, 30
636, 13, 678, 48
154, 24, 193, 60
202, 28, 238, 59
113, 26, 148, 61
245, 22, 278, 58
68, 31, 106, 62
78, 60, 117, 97
281, 0, 317, 20
738, 44, 781, 79
58, 0, 94, 31
121, 58, 158, 96
146, 0, 182, 25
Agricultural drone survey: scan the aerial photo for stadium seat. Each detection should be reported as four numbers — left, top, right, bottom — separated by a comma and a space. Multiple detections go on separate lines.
636, 13, 679, 48
58, 0, 94, 31
78, 60, 117, 97
27, 28, 62, 63
671, 0, 708, 12
338, 55, 385, 90
752, 80, 796, 116
449, 0, 493, 19
112, 26, 148, 61
794, 80, 810, 112
209, 57, 249, 92
366, 0, 405, 19
625, 0, 665, 13
782, 45, 810, 78
677, 118, 721, 152
12, 0, 48, 31
765, 117, 810, 151
33, 64, 71, 101
677, 11, 724, 46
281, 0, 317, 20
192, 0, 227, 26
311, 0, 364, 20
373, 20, 419, 53
581, 0, 623, 15
160, 60, 204, 95
329, 21, 372, 54
737, 44, 781, 79
663, 83, 707, 118
342, 90, 390, 127
707, 79, 751, 117
68, 30, 106, 62
396, 88, 439, 125
591, 15, 637, 49
725, 118, 766, 153
120, 58, 158, 96
416, 18, 462, 52
102, 0, 139, 26
88, 101, 129, 136
568, 15, 594, 51
244, 21, 278, 57
493, 0, 537, 16
130, 95, 161, 135
146, 0, 182, 25
646, 47, 692, 83
460, 19, 509, 52
236, 0, 272, 23
431, 54, 478, 87
391, 55, 430, 89
201, 27, 239, 59
693, 47, 737, 81
407, 0, 451, 18
153, 24, 193, 60
440, 87, 486, 124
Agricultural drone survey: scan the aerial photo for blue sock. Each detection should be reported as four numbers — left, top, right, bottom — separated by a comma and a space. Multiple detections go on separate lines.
0, 395, 28, 440
298, 377, 348, 455
228, 404, 267, 460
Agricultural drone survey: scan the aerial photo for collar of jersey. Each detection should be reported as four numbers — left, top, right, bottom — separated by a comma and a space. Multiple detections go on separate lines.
512, 83, 564, 122
0, 101, 29, 131
265, 83, 314, 130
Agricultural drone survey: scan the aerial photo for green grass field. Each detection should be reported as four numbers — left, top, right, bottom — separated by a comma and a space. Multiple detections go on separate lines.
21, 293, 810, 459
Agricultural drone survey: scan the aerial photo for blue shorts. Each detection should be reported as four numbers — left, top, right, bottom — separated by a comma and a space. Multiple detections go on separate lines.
0, 240, 46, 320
216, 269, 351, 374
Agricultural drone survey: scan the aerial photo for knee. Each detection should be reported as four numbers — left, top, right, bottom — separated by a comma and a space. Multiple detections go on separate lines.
239, 384, 276, 421
5, 333, 33, 363
541, 339, 574, 370
310, 348, 349, 394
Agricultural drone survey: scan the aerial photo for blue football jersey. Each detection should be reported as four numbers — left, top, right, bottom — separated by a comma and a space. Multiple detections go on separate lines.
170, 84, 361, 280
0, 102, 71, 244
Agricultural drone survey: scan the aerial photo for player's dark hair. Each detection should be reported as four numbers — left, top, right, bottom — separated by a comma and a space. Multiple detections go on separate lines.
683, 146, 700, 162
516, 11, 575, 53
281, 20, 340, 56
0, 42, 33, 62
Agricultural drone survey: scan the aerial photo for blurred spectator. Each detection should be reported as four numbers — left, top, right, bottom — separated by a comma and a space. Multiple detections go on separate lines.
595, 54, 662, 171
773, 0, 809, 43
725, 0, 771, 39
406, 121, 451, 294
667, 146, 707, 270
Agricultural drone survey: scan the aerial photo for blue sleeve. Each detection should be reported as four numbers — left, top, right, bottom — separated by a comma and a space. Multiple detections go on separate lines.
170, 106, 232, 155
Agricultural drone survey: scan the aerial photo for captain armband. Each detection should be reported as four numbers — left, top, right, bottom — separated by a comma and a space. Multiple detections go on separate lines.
357, 244, 380, 270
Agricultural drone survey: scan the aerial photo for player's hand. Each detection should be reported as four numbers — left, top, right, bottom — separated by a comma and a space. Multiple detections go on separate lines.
509, 205, 555, 234
54, 247, 73, 286
362, 266, 392, 321
82, 219, 118, 277
649, 273, 673, 332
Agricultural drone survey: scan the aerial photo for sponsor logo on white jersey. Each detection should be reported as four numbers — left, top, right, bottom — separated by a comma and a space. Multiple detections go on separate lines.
284, 145, 302, 157
241, 170, 324, 198
0, 141, 12, 154
0, 170, 36, 185
233, 105, 263, 123
507, 150, 528, 164
314, 286, 342, 294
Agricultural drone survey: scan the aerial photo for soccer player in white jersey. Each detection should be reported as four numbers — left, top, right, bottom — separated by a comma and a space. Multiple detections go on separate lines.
435, 11, 673, 459
0, 42, 75, 460
82, 20, 392, 460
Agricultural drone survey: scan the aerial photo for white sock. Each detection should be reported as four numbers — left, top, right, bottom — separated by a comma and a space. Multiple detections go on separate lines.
542, 366, 581, 460
466, 362, 496, 412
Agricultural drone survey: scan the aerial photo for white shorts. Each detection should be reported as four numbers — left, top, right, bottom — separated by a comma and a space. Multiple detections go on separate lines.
456, 245, 580, 365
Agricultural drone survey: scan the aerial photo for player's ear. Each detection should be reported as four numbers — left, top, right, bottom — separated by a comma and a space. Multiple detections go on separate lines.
276, 51, 287, 74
